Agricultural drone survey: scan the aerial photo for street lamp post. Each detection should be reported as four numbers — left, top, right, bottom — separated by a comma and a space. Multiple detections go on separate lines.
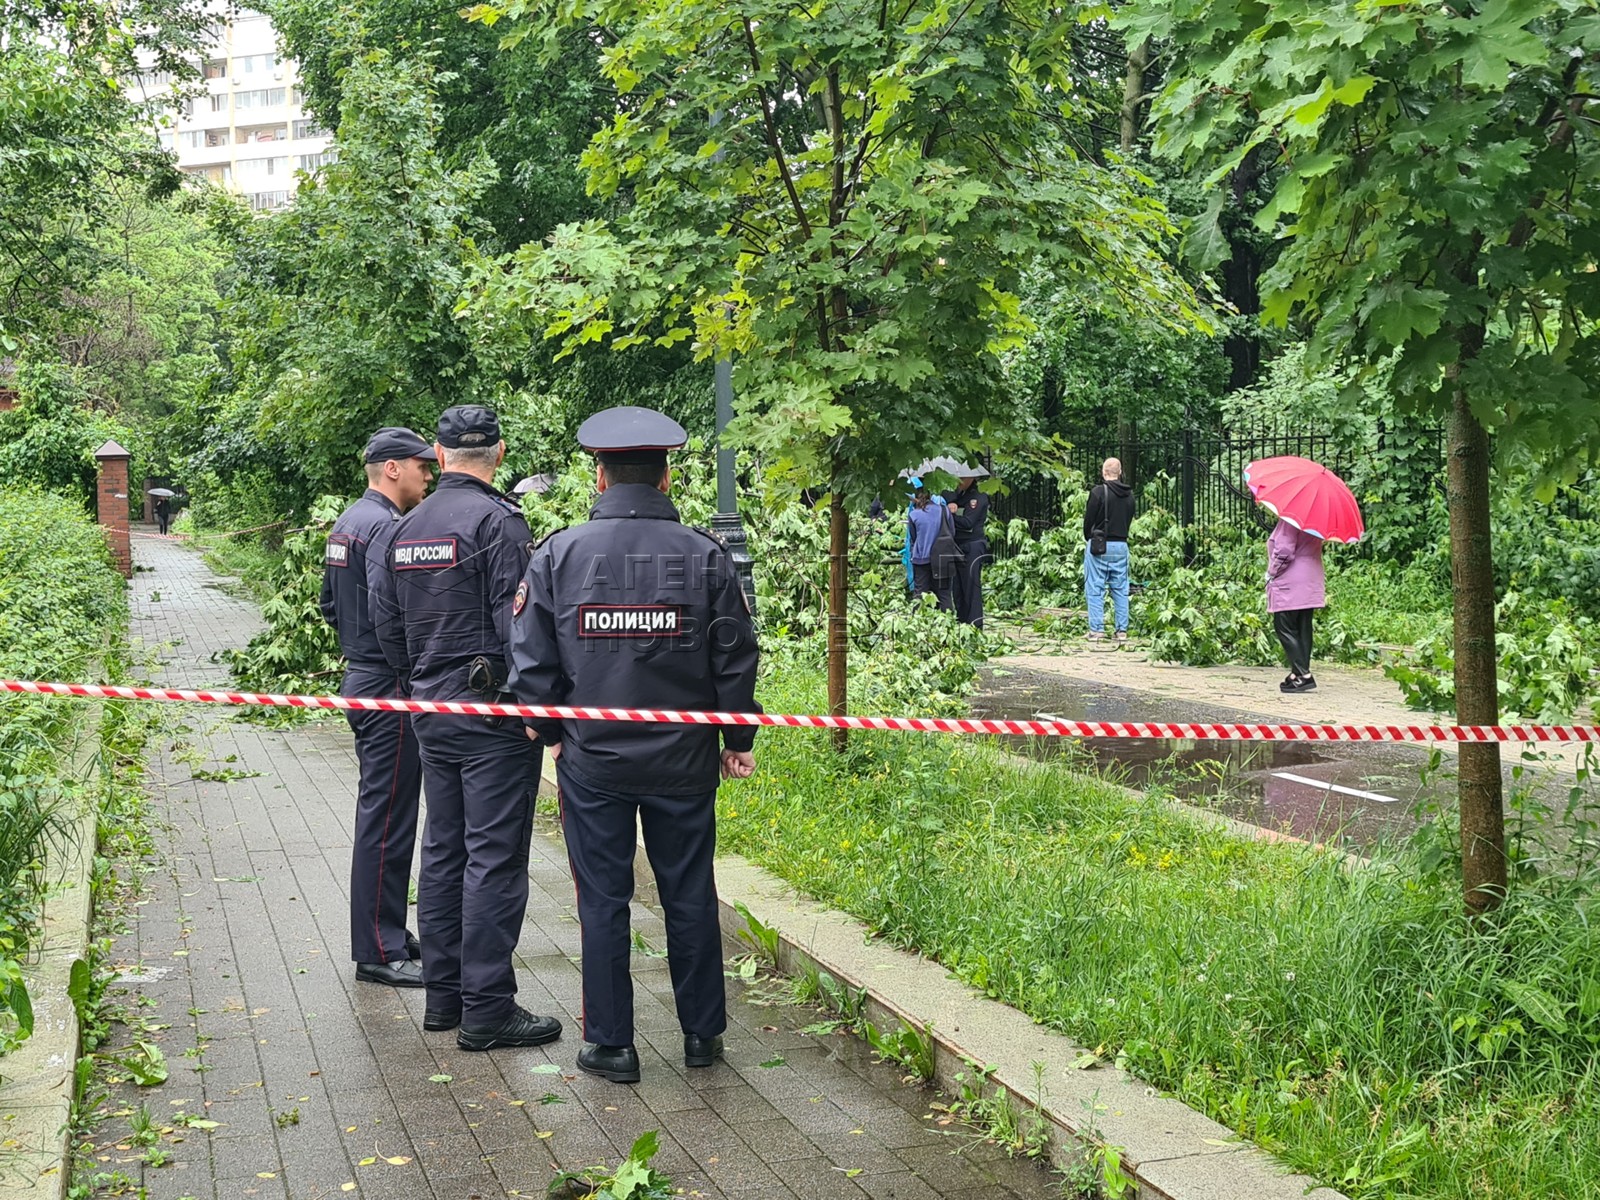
712, 355, 757, 612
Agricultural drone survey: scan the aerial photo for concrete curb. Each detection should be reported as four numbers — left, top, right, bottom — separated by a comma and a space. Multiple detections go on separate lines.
0, 702, 101, 1198
701, 854, 1348, 1200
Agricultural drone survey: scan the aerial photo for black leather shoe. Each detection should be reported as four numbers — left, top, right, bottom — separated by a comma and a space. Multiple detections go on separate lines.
578, 1043, 641, 1083
457, 1006, 563, 1051
423, 1007, 460, 1032
355, 959, 425, 988
405, 931, 421, 959
1280, 674, 1318, 693
683, 1034, 723, 1068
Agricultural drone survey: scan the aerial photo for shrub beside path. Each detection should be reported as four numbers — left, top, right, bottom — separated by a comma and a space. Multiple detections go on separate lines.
82, 529, 1058, 1200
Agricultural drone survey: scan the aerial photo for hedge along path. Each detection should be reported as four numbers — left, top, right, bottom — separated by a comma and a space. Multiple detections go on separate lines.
4, 679, 1600, 744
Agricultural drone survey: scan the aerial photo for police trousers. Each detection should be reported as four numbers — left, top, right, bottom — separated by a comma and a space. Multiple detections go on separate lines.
556, 764, 726, 1048
342, 662, 422, 964
951, 538, 988, 628
412, 715, 541, 1024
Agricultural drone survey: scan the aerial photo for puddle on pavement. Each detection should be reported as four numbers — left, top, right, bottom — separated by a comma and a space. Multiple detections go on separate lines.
970, 664, 1445, 850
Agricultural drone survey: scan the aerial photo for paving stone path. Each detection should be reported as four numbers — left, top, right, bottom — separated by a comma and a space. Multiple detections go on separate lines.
85, 529, 1059, 1200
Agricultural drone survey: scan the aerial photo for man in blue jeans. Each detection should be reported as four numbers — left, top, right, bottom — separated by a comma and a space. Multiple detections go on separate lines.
1083, 457, 1135, 642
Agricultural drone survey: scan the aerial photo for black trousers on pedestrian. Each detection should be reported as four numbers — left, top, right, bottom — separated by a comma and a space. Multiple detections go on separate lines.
412, 715, 541, 1025
1273, 608, 1315, 677
157, 512, 170, 535
556, 764, 725, 1048
910, 562, 953, 612
951, 538, 987, 628
342, 663, 422, 964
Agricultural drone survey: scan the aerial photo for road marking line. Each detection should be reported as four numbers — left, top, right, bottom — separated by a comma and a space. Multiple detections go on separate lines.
1272, 771, 1405, 805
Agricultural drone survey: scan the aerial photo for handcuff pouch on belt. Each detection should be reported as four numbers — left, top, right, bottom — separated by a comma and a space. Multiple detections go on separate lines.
467, 655, 512, 727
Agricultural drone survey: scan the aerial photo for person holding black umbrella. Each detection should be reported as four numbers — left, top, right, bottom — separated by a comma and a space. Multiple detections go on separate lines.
943, 470, 990, 628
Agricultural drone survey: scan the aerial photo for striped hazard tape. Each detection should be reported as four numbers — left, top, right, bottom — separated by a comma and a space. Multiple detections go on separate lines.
2, 679, 1597, 744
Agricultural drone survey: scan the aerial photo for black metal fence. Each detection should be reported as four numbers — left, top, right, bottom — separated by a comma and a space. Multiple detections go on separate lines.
990, 421, 1442, 560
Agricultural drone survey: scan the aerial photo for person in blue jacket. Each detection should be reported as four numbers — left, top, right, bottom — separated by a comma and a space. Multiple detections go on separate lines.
907, 488, 955, 611
900, 476, 921, 591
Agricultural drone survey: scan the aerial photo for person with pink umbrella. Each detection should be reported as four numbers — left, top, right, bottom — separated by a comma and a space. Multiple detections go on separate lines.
1243, 456, 1365, 695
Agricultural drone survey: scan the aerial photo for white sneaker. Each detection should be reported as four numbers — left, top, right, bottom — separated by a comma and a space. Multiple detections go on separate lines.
1115, 631, 1129, 644
1086, 630, 1106, 641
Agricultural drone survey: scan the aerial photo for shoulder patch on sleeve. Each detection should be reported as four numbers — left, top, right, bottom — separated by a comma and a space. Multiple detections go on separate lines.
325, 533, 350, 567
690, 525, 728, 550
532, 526, 567, 551
513, 579, 529, 617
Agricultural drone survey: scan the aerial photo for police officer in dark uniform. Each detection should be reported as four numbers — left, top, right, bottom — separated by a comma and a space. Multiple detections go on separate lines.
508, 406, 760, 1084
319, 427, 435, 988
370, 405, 562, 1052
944, 475, 991, 627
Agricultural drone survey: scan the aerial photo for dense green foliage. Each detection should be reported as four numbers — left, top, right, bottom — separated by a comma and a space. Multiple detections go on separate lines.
1132, 0, 1600, 482
465, 0, 1206, 503
1, 0, 207, 347
726, 668, 1600, 1200
211, 55, 496, 500
0, 364, 139, 511
0, 491, 126, 1058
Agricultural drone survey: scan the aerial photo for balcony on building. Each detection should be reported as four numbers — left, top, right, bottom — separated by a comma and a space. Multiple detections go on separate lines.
236, 123, 289, 145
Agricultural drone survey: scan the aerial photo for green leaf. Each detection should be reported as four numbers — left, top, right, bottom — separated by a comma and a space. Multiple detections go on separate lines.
1329, 75, 1376, 106
1183, 193, 1230, 272
627, 1130, 660, 1163
121, 1041, 169, 1086
5, 976, 33, 1038
1499, 979, 1570, 1034
1358, 284, 1448, 347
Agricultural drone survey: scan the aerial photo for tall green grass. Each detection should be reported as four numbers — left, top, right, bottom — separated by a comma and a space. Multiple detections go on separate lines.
723, 668, 1600, 1199
0, 489, 126, 1054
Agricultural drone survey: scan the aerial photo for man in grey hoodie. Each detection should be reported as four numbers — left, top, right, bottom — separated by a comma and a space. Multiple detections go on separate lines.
1083, 458, 1135, 642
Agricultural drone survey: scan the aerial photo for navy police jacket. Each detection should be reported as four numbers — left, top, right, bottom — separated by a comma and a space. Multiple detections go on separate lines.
371, 473, 534, 702
944, 485, 990, 545
319, 488, 402, 667
508, 484, 760, 795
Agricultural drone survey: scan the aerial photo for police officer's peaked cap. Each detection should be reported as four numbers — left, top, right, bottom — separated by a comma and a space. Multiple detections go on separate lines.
578, 406, 687, 467
363, 427, 438, 463
437, 405, 502, 449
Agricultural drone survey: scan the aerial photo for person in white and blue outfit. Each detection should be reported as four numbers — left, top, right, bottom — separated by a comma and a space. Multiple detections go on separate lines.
1083, 457, 1135, 642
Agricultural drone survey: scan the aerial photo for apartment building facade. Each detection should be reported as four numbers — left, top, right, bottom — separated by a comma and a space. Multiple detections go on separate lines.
134, 10, 334, 212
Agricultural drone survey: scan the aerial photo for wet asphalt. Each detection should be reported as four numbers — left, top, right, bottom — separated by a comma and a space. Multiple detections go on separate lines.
970, 663, 1586, 854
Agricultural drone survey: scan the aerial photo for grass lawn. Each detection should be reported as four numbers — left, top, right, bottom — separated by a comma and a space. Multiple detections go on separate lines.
720, 668, 1600, 1200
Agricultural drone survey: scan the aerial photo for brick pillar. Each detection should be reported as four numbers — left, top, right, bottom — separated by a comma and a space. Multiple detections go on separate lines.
93, 440, 132, 578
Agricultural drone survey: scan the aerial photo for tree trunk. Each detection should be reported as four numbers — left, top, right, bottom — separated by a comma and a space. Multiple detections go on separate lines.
1120, 38, 1150, 155
827, 484, 849, 752
1446, 373, 1505, 914
1222, 145, 1266, 391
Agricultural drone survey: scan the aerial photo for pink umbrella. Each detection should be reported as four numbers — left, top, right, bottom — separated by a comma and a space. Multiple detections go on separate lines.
1243, 456, 1364, 544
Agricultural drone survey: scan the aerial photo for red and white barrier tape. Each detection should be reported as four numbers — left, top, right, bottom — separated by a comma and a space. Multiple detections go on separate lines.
3, 679, 1597, 744
131, 519, 291, 544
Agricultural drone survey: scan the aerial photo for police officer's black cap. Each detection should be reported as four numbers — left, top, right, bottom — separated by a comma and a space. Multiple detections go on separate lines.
363, 427, 438, 463
437, 405, 502, 449
578, 406, 687, 467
